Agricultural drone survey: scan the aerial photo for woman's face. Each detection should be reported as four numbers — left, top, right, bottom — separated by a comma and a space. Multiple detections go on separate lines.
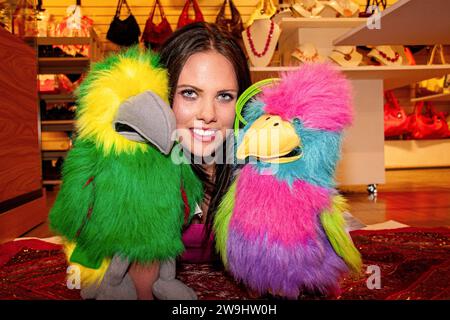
173, 50, 238, 158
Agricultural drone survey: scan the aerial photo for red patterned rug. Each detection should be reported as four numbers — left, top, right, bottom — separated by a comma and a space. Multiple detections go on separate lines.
0, 227, 449, 300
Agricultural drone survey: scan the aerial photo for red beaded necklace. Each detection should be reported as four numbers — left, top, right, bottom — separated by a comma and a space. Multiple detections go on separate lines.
246, 20, 275, 58
376, 48, 400, 63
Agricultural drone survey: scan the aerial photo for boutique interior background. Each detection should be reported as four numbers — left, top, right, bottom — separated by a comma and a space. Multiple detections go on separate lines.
37, 0, 391, 53
1, 0, 450, 243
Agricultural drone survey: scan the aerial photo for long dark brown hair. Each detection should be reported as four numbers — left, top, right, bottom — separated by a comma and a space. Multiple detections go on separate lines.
159, 22, 251, 240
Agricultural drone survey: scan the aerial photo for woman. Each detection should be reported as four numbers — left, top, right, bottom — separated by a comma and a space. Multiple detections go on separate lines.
128, 22, 251, 300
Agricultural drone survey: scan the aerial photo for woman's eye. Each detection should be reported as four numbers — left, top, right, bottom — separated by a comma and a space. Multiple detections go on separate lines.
217, 93, 235, 102
181, 89, 197, 100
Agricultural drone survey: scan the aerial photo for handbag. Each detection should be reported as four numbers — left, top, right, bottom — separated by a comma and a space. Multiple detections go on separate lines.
407, 102, 450, 140
359, 0, 386, 17
246, 0, 277, 28
177, 0, 204, 30
384, 90, 409, 138
403, 46, 416, 66
141, 0, 173, 51
215, 0, 244, 41
106, 0, 141, 47
417, 45, 449, 95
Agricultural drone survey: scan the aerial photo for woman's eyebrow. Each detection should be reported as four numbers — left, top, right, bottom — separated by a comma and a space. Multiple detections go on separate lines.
217, 89, 238, 93
177, 84, 203, 92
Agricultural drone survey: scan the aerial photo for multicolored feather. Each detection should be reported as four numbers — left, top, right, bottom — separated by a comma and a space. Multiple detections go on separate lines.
320, 194, 362, 273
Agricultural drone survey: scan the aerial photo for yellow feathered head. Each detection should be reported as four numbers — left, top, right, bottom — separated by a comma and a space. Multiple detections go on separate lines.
75, 47, 173, 156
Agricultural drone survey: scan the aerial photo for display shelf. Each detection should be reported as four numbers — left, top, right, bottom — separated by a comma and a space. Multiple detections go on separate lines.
385, 139, 450, 169
24, 36, 91, 46
38, 57, 90, 74
334, 0, 450, 46
250, 65, 450, 90
278, 17, 368, 66
279, 17, 367, 32
36, 37, 91, 46
411, 92, 450, 103
41, 120, 75, 132
42, 150, 68, 161
27, 30, 102, 190
39, 94, 76, 103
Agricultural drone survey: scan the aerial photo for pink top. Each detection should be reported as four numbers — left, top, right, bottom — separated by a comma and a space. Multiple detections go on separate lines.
180, 223, 214, 263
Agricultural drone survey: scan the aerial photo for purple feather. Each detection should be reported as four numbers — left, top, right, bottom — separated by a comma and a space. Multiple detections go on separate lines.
227, 223, 348, 298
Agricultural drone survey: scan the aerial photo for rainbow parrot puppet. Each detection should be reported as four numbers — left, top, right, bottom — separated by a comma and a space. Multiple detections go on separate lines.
214, 63, 362, 299
49, 47, 203, 300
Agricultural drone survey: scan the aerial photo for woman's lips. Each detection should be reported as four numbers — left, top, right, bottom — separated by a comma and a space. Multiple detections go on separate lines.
190, 128, 217, 142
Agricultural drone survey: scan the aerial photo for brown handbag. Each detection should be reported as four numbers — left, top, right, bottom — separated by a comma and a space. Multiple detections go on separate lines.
215, 0, 244, 41
141, 0, 173, 51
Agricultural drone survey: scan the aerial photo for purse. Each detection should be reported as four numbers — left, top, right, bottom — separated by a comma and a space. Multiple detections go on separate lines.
384, 90, 409, 138
177, 0, 204, 30
106, 0, 141, 47
407, 102, 450, 140
141, 0, 173, 51
215, 0, 244, 41
403, 46, 416, 66
359, 0, 386, 17
417, 45, 449, 95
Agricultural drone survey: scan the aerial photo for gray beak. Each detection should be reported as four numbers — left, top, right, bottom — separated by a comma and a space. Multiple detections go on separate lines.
113, 90, 176, 155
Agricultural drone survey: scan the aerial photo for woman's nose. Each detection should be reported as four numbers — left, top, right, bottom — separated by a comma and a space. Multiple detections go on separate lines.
197, 99, 217, 124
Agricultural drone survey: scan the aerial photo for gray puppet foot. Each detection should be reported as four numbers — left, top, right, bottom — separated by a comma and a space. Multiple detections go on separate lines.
153, 278, 197, 300
95, 274, 137, 300
80, 282, 99, 300
152, 258, 197, 300
80, 254, 137, 300
80, 274, 137, 300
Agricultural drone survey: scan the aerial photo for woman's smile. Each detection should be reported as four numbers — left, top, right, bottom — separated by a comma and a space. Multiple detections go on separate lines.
190, 127, 218, 142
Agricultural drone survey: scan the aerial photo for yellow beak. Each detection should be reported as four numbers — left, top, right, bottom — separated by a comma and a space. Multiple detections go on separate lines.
236, 114, 302, 164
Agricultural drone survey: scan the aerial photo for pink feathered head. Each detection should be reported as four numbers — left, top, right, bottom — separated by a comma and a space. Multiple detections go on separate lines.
261, 63, 353, 132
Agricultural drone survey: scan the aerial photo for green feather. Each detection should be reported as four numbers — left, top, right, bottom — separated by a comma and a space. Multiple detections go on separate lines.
213, 176, 238, 268
320, 194, 362, 273
49, 138, 203, 264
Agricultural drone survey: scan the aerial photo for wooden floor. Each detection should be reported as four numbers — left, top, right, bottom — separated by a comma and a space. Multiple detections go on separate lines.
22, 168, 450, 239
341, 168, 450, 228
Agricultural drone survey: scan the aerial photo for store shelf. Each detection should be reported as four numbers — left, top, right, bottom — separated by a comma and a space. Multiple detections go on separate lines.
38, 37, 91, 46
41, 120, 75, 132
38, 57, 90, 74
411, 92, 450, 103
250, 65, 450, 90
385, 139, 450, 169
42, 150, 68, 161
279, 17, 367, 31
39, 94, 76, 103
24, 36, 92, 46
334, 0, 450, 46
